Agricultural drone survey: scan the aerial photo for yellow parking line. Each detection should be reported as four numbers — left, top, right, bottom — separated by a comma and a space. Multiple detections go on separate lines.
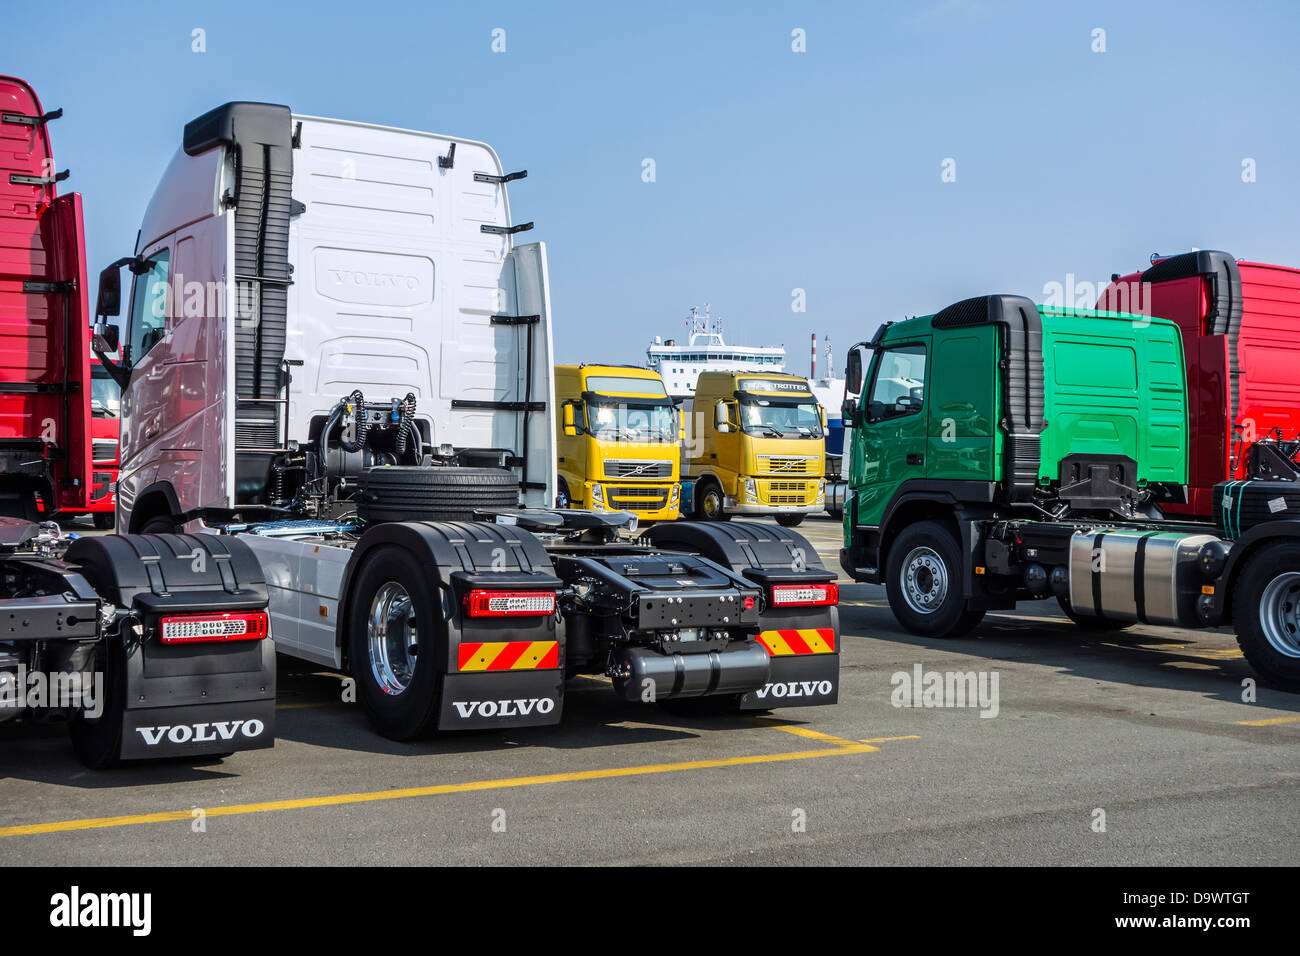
860, 735, 921, 743
1236, 715, 1300, 727
749, 717, 872, 750
0, 730, 877, 839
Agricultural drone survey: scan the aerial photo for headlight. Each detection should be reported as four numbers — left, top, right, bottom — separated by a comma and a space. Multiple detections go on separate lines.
744, 478, 757, 501
669, 483, 680, 504
590, 483, 604, 509
816, 479, 825, 502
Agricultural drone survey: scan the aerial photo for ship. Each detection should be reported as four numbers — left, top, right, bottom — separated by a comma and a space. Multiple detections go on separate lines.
645, 305, 786, 401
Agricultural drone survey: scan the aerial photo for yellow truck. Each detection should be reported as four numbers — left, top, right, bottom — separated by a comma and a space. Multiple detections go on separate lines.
554, 365, 681, 520
683, 371, 825, 527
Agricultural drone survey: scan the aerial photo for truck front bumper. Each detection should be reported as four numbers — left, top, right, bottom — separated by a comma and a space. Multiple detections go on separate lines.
726, 501, 821, 516
583, 481, 681, 521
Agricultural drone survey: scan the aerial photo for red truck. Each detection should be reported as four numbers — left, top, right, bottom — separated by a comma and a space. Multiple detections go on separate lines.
0, 77, 91, 520
1097, 251, 1300, 518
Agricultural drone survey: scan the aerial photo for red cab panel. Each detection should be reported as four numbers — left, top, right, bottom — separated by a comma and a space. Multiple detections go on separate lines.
0, 76, 91, 516
1098, 251, 1300, 519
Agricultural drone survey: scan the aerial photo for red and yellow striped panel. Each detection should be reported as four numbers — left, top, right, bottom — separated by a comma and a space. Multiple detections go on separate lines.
757, 628, 836, 656
458, 641, 559, 672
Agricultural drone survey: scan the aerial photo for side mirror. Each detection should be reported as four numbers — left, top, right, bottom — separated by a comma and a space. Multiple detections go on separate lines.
91, 321, 131, 390
820, 406, 827, 429
676, 409, 685, 441
841, 397, 859, 424
92, 321, 119, 354
562, 402, 578, 437
845, 347, 864, 395
95, 261, 125, 317
714, 399, 731, 433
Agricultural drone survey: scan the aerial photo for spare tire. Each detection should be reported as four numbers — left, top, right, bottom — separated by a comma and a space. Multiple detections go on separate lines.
357, 466, 519, 523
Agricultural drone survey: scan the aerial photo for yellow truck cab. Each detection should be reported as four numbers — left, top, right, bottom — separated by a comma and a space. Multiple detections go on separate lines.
555, 365, 681, 520
684, 371, 825, 527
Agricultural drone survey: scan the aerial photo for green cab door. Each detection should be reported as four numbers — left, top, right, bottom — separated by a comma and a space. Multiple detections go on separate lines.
852, 338, 930, 527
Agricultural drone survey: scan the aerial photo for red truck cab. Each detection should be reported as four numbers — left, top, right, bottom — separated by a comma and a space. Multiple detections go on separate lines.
0, 76, 91, 520
1097, 251, 1300, 518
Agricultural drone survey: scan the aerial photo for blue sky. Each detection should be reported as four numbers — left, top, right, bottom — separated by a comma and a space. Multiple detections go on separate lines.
6, 0, 1298, 370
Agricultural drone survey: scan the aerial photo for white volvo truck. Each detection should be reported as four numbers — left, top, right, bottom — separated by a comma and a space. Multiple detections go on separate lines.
94, 103, 842, 739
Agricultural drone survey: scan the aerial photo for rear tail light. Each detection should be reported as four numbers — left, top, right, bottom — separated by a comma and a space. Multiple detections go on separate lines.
769, 582, 838, 607
464, 590, 557, 617
160, 611, 269, 644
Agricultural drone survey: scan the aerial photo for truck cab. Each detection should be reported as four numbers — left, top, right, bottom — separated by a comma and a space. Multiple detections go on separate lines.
684, 371, 826, 527
0, 76, 92, 521
554, 364, 680, 519
842, 296, 1188, 571
1097, 250, 1300, 518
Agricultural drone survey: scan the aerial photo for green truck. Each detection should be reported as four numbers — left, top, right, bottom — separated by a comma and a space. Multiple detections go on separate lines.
840, 294, 1300, 688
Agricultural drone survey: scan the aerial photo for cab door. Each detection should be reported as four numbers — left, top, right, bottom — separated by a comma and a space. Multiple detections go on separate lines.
852, 339, 929, 526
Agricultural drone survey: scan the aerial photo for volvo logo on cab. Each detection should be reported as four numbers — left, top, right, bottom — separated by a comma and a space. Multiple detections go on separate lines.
328, 268, 419, 290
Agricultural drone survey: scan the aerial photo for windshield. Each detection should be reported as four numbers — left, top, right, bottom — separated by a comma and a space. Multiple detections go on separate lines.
739, 400, 823, 439
91, 366, 121, 417
587, 401, 676, 443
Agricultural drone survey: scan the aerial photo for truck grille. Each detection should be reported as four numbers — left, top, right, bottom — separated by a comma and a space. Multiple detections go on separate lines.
92, 439, 118, 463
758, 456, 815, 474
608, 487, 671, 511
604, 459, 672, 479
759, 479, 818, 505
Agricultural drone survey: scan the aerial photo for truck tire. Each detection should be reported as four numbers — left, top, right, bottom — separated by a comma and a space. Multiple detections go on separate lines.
885, 521, 984, 639
775, 514, 804, 528
1055, 595, 1132, 631
1232, 542, 1300, 688
556, 478, 572, 509
68, 638, 127, 769
358, 466, 518, 524
347, 545, 444, 739
139, 514, 178, 534
696, 480, 728, 521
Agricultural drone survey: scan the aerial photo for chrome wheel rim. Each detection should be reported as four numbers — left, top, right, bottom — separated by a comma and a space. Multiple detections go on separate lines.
703, 489, 721, 518
368, 582, 418, 695
1259, 571, 1300, 659
901, 546, 948, 615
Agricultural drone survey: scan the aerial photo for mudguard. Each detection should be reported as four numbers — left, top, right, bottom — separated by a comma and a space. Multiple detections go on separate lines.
65, 533, 275, 759
340, 521, 565, 730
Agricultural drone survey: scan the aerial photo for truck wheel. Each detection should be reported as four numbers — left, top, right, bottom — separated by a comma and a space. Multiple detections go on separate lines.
775, 514, 804, 528
1233, 544, 1300, 688
347, 546, 443, 739
92, 513, 115, 531
885, 521, 984, 639
556, 479, 572, 509
357, 466, 519, 523
139, 514, 178, 534
697, 481, 727, 521
1055, 595, 1132, 631
68, 641, 127, 769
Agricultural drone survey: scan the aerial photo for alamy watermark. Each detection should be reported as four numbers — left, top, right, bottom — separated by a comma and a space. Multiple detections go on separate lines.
890, 664, 999, 718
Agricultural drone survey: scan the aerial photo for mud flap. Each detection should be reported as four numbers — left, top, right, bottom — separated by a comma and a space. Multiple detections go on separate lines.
120, 697, 275, 760
438, 670, 564, 730
741, 651, 839, 709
